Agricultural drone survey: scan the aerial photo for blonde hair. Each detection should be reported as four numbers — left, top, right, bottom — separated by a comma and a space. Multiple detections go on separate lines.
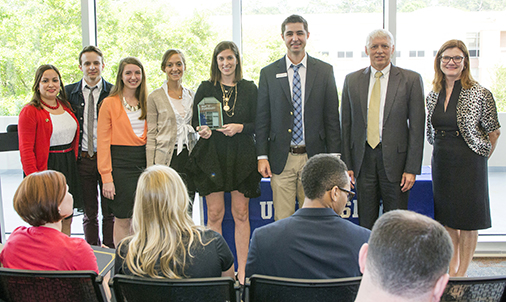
432, 39, 476, 93
119, 165, 207, 278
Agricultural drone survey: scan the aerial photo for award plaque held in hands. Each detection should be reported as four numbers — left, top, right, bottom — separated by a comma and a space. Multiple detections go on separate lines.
198, 97, 223, 129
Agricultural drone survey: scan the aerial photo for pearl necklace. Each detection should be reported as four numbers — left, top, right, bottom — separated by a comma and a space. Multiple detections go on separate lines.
123, 97, 140, 111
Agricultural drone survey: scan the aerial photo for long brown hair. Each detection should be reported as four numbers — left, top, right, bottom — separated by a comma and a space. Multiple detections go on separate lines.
110, 57, 148, 120
29, 65, 72, 110
432, 39, 476, 93
210, 41, 243, 85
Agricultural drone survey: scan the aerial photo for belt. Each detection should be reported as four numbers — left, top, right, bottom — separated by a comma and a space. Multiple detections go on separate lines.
290, 146, 306, 154
435, 130, 460, 137
81, 151, 97, 159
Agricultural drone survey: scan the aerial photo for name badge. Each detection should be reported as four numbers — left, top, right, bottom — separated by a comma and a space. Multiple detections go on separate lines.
276, 73, 288, 78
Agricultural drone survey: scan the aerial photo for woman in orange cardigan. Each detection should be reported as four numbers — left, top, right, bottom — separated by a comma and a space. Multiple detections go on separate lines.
97, 57, 148, 246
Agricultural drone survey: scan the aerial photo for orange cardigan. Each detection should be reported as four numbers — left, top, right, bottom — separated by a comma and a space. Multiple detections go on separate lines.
97, 95, 147, 183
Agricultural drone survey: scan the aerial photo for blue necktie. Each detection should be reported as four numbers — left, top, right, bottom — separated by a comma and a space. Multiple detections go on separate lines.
291, 64, 303, 145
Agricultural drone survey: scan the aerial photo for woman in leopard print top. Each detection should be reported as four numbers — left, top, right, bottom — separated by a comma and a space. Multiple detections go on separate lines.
427, 39, 501, 277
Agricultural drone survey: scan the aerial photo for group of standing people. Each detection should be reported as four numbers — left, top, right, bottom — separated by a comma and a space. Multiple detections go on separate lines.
13, 13, 501, 281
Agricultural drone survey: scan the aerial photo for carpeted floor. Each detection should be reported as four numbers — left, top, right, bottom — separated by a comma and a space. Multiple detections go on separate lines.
468, 258, 506, 277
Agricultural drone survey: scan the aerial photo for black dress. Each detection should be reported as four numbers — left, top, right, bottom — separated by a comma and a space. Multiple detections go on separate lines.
431, 80, 491, 230
187, 79, 261, 198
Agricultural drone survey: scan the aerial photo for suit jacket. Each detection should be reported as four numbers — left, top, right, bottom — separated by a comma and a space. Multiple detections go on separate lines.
245, 208, 370, 279
255, 55, 341, 174
341, 65, 425, 183
65, 78, 113, 158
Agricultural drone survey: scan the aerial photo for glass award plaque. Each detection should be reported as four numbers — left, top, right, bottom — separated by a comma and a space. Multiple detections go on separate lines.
198, 97, 223, 130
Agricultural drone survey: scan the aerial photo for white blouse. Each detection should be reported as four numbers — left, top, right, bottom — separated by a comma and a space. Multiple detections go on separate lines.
50, 111, 77, 146
126, 109, 145, 137
162, 80, 195, 155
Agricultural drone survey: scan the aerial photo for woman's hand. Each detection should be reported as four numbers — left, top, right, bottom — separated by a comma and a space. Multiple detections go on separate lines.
197, 125, 212, 139
217, 123, 243, 137
103, 182, 115, 200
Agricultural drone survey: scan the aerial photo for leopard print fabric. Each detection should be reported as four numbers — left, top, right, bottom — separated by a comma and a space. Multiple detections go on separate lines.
426, 82, 501, 157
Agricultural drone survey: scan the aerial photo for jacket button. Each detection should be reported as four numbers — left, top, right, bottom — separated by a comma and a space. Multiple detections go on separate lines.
290, 112, 293, 115
81, 103, 84, 106
288, 129, 292, 133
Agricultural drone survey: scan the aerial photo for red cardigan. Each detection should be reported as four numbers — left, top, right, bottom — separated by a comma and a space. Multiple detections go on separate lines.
18, 103, 79, 175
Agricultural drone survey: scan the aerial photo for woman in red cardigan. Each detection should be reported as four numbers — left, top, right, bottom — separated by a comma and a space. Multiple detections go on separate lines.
18, 64, 80, 236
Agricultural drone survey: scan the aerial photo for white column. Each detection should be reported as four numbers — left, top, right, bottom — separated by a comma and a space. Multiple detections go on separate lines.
81, 0, 97, 47
384, 0, 397, 65
232, 0, 242, 53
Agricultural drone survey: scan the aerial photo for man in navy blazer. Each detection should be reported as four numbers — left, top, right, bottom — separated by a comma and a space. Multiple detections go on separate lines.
341, 29, 425, 229
65, 46, 114, 247
256, 15, 341, 221
245, 154, 370, 279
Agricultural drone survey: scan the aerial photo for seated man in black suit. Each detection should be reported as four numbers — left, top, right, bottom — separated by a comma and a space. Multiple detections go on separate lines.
355, 210, 453, 302
245, 154, 370, 279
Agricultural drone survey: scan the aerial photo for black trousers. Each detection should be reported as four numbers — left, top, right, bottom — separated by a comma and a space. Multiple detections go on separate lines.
78, 155, 115, 248
356, 144, 409, 229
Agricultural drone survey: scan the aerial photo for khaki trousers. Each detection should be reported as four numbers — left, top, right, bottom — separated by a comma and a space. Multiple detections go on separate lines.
271, 152, 308, 221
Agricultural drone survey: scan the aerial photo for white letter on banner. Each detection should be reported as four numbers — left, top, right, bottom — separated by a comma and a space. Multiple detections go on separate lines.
260, 201, 273, 219
341, 201, 351, 218
353, 199, 359, 218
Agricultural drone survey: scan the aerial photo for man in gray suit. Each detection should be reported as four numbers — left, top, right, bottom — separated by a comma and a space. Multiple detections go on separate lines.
256, 14, 341, 221
341, 29, 425, 229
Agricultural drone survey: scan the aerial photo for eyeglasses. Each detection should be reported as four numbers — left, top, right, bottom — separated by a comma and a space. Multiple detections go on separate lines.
440, 56, 464, 64
338, 186, 356, 202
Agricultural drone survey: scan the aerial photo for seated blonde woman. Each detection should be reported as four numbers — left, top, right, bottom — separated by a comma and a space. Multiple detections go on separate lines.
115, 165, 234, 278
0, 170, 98, 273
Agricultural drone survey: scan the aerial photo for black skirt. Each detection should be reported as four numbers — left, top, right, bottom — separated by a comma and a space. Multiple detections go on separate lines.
432, 133, 491, 230
48, 143, 82, 211
187, 131, 261, 198
104, 145, 146, 219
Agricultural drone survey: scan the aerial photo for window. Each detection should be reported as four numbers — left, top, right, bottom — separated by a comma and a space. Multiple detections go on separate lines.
96, 0, 231, 92
241, 0, 382, 88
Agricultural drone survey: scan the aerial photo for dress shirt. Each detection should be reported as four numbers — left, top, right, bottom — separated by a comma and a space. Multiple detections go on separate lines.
161, 80, 195, 155
81, 80, 103, 152
367, 63, 391, 141
286, 53, 307, 146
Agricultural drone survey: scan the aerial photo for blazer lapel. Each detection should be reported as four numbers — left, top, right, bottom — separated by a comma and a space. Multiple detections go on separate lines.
360, 67, 370, 125
305, 56, 316, 106
277, 57, 292, 106
383, 65, 400, 124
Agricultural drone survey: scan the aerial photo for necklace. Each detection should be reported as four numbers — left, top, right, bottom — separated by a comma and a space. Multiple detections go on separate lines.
40, 99, 60, 110
123, 97, 140, 111
220, 83, 237, 116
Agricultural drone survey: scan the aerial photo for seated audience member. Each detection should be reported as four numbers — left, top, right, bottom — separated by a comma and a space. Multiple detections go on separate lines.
0, 170, 98, 273
245, 154, 370, 279
354, 210, 453, 302
115, 165, 234, 278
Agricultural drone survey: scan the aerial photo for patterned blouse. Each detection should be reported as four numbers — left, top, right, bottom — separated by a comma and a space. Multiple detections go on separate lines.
426, 82, 501, 157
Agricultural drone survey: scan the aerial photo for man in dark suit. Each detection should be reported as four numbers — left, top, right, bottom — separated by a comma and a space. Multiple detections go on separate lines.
256, 14, 341, 221
65, 46, 114, 247
341, 29, 425, 229
245, 154, 370, 279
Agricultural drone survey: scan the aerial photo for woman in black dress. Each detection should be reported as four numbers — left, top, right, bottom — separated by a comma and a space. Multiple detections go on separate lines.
188, 41, 261, 284
427, 40, 501, 276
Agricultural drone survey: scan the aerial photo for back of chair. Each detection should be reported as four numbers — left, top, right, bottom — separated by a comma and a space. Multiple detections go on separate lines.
441, 276, 506, 302
0, 268, 106, 302
0, 124, 18, 152
247, 274, 362, 302
111, 274, 237, 302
